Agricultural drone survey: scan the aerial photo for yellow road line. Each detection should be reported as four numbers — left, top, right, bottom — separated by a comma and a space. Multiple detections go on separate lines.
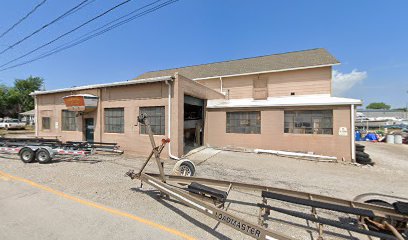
0, 170, 195, 240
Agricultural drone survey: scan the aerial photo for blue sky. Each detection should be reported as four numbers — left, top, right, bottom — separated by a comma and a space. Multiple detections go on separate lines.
0, 0, 407, 108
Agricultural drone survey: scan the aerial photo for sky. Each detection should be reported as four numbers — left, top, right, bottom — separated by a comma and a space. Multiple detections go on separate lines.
0, 0, 407, 108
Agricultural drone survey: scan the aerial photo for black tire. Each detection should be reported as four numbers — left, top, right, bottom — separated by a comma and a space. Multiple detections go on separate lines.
173, 160, 196, 176
19, 148, 35, 163
355, 144, 365, 150
36, 149, 52, 164
357, 158, 372, 165
180, 161, 195, 176
356, 152, 369, 158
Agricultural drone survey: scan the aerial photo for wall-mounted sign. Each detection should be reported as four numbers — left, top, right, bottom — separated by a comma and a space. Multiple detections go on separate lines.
338, 127, 348, 136
63, 94, 98, 112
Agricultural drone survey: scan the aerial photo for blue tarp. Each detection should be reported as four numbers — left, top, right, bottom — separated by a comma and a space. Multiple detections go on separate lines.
364, 132, 378, 141
355, 130, 361, 141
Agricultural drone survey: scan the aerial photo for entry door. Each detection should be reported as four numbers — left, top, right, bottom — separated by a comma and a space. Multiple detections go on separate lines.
85, 118, 94, 142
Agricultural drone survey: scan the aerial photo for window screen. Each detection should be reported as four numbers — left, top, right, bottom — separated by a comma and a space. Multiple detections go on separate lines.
140, 106, 165, 135
62, 110, 76, 131
104, 108, 124, 133
284, 110, 333, 134
42, 117, 51, 130
226, 112, 261, 134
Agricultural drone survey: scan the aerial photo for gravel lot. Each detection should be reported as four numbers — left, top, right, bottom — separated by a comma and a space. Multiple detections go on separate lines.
0, 142, 407, 240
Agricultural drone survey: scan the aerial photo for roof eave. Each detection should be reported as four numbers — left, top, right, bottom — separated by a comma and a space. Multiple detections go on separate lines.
30, 76, 174, 96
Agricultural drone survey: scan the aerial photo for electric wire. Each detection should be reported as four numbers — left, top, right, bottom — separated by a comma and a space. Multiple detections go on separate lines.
0, 0, 133, 68
0, 0, 48, 39
0, 0, 178, 72
0, 0, 92, 55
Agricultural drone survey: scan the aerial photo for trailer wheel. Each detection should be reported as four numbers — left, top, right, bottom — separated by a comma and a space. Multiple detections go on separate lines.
36, 149, 52, 164
172, 160, 196, 176
19, 148, 35, 163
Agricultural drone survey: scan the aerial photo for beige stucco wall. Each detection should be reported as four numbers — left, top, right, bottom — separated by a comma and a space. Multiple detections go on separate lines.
36, 82, 174, 157
36, 75, 224, 158
204, 105, 352, 161
197, 66, 332, 99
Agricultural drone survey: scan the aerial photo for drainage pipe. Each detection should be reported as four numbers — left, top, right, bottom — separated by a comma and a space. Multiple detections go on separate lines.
351, 104, 356, 162
165, 79, 181, 160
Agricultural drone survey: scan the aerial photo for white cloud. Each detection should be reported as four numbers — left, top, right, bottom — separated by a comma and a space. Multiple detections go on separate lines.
332, 69, 367, 96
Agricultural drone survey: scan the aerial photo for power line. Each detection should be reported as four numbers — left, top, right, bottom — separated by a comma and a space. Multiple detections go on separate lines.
0, 0, 92, 55
0, 0, 48, 39
0, 0, 133, 68
0, 0, 132, 67
0, 0, 179, 72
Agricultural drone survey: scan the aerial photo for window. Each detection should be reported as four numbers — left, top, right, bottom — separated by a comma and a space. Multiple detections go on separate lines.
140, 106, 165, 135
284, 110, 333, 135
62, 110, 77, 131
42, 117, 51, 130
104, 108, 124, 133
226, 111, 261, 134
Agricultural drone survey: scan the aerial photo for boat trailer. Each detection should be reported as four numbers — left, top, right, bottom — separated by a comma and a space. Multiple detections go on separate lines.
126, 114, 407, 240
0, 137, 123, 164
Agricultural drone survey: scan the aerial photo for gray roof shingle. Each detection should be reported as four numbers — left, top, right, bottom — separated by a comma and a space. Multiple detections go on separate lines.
134, 48, 339, 80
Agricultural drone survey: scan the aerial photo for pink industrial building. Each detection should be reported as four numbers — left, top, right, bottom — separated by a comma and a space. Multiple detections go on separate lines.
32, 48, 361, 161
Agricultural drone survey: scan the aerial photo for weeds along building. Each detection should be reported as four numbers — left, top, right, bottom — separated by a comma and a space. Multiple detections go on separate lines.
32, 48, 362, 161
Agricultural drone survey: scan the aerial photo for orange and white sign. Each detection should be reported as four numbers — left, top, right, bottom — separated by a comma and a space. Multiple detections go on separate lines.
63, 94, 98, 112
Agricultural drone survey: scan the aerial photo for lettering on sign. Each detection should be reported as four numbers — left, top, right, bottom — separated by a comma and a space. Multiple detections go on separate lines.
338, 127, 348, 136
64, 96, 85, 107
215, 211, 261, 238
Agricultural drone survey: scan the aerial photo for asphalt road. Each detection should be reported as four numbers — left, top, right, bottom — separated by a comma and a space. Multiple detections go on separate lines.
0, 175, 189, 240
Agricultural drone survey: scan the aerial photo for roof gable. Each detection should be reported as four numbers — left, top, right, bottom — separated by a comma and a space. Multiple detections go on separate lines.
134, 48, 339, 80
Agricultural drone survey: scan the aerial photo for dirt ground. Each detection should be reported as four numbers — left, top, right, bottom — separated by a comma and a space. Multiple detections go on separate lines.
0, 142, 407, 240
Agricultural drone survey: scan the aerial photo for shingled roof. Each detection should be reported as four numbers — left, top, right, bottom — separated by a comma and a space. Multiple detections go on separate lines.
134, 48, 339, 80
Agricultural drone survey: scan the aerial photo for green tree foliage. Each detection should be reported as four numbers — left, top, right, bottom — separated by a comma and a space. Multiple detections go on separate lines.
0, 76, 44, 118
366, 102, 391, 110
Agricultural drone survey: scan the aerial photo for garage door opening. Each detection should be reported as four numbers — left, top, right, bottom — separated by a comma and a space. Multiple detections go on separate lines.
184, 95, 204, 154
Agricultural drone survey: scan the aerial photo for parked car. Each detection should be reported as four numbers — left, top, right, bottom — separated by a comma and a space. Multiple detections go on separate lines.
0, 119, 26, 130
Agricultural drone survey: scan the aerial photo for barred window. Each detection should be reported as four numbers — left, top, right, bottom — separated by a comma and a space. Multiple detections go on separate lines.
140, 106, 165, 135
62, 110, 77, 131
226, 112, 261, 134
104, 108, 124, 133
284, 110, 333, 135
42, 117, 51, 130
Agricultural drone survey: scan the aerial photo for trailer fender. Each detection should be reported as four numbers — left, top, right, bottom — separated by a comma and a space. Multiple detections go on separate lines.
354, 193, 408, 206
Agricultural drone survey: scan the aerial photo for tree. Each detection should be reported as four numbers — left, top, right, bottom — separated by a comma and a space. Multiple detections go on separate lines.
366, 102, 391, 110
14, 76, 44, 112
0, 85, 8, 117
0, 76, 44, 118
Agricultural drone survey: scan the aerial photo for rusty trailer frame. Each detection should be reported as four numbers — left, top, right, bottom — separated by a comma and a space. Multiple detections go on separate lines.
127, 114, 407, 240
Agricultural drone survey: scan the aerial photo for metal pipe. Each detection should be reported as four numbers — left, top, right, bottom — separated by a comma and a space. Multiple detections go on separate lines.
164, 79, 180, 160
34, 95, 38, 137
351, 104, 356, 162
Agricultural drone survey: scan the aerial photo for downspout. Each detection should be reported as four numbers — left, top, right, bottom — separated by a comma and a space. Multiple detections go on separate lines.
34, 95, 38, 137
219, 77, 223, 93
165, 79, 180, 160
351, 104, 356, 162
